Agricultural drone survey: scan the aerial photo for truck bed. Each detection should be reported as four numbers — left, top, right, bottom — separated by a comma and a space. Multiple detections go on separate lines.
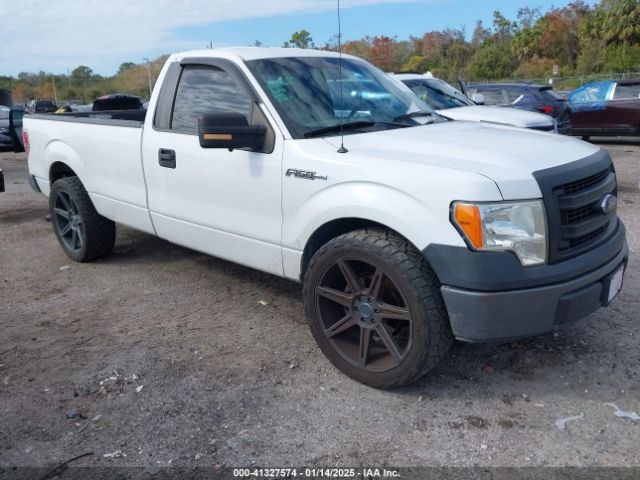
25, 112, 153, 233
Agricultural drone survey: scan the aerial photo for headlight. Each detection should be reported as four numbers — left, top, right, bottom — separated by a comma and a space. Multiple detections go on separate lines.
452, 200, 547, 266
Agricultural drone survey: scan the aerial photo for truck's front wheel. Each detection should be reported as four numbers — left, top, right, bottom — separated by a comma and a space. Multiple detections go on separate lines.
50, 176, 115, 262
303, 229, 452, 389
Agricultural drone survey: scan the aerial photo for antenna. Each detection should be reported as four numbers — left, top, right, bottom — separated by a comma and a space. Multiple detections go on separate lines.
337, 0, 348, 154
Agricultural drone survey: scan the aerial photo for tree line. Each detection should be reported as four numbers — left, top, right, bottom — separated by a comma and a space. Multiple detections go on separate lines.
1, 0, 638, 103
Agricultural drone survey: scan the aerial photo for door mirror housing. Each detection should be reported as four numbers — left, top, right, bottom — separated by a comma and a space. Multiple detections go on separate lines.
198, 112, 266, 150
472, 93, 485, 105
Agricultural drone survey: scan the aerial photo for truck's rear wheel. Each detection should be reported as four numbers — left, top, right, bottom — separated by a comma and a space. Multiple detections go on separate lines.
50, 176, 115, 262
303, 229, 452, 389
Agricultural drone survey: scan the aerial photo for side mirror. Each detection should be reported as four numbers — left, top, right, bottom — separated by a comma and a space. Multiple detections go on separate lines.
198, 112, 266, 150
472, 93, 485, 105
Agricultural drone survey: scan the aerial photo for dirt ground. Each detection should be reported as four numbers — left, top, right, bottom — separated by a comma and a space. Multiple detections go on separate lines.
0, 138, 639, 473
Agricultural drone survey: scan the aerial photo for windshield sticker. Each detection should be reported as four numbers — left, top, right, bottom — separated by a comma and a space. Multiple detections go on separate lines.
266, 76, 294, 102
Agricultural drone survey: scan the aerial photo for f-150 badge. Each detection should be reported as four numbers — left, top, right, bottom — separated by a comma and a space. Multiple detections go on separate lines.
285, 169, 327, 180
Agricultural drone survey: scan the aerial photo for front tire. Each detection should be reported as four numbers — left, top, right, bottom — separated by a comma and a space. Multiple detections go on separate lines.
50, 176, 116, 262
303, 229, 452, 389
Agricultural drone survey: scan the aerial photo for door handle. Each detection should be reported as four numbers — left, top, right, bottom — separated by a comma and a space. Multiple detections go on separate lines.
158, 148, 176, 169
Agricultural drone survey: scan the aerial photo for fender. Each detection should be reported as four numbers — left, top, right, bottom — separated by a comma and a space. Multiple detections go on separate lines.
281, 181, 468, 280
45, 140, 87, 187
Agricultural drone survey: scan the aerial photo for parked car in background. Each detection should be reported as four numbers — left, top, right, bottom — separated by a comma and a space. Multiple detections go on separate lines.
393, 74, 556, 132
92, 93, 142, 111
0, 106, 13, 149
466, 83, 572, 134
26, 99, 57, 114
568, 79, 640, 139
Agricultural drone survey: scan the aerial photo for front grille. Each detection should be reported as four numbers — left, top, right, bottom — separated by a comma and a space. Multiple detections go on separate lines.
567, 225, 608, 250
560, 204, 595, 224
534, 152, 618, 263
560, 168, 610, 195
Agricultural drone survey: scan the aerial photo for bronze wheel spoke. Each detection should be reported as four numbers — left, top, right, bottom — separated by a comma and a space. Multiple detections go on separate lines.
318, 286, 354, 308
54, 207, 69, 220
359, 327, 372, 366
367, 267, 384, 298
337, 259, 361, 293
59, 223, 72, 236
325, 314, 357, 338
378, 302, 411, 321
376, 323, 403, 364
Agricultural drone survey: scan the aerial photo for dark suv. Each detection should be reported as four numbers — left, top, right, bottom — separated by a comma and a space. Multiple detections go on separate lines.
26, 99, 57, 114
467, 83, 572, 134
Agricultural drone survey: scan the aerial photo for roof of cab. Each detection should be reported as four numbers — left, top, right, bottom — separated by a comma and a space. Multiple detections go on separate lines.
173, 47, 348, 62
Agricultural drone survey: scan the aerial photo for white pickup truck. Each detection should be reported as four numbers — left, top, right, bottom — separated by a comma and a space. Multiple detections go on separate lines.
18, 48, 627, 388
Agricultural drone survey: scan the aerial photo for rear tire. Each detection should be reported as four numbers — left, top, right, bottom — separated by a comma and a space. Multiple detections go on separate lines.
303, 229, 452, 389
50, 176, 115, 262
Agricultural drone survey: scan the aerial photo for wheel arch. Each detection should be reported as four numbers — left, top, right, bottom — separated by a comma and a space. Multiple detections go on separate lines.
45, 140, 86, 187
300, 217, 403, 280
50, 161, 79, 183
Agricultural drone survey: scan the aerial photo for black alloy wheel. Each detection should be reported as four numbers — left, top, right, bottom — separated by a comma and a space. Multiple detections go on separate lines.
52, 190, 85, 252
315, 257, 412, 372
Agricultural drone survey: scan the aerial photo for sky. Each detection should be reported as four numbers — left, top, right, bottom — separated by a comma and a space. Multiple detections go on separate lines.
0, 0, 599, 77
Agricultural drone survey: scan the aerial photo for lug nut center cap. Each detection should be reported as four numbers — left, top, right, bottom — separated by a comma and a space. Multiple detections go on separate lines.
360, 303, 374, 318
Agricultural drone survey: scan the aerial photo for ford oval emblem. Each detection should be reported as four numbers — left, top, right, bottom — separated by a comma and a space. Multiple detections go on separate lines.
597, 194, 617, 215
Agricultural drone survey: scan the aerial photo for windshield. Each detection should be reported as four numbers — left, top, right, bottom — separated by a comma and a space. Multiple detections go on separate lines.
0, 109, 9, 120
246, 56, 437, 139
403, 79, 473, 109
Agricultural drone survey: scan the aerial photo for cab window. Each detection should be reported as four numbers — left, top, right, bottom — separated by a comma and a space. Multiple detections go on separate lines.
171, 65, 253, 134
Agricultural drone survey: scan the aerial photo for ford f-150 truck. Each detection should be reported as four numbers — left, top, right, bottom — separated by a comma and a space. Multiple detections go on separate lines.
18, 48, 628, 388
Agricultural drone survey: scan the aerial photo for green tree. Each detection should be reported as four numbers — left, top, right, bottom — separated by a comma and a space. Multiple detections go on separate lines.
117, 62, 136, 75
284, 30, 314, 49
467, 40, 519, 80
70, 66, 94, 86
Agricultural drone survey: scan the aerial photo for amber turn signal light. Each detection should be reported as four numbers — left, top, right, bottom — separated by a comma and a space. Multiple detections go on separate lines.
453, 203, 483, 249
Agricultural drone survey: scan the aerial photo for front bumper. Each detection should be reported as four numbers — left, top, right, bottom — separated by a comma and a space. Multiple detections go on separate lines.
425, 222, 628, 343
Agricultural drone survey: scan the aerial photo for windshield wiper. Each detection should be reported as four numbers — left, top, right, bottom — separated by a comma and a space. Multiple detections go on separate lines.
303, 121, 375, 138
393, 110, 436, 122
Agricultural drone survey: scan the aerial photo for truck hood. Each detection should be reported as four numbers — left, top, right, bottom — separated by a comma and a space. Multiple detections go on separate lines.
438, 105, 553, 128
323, 121, 600, 199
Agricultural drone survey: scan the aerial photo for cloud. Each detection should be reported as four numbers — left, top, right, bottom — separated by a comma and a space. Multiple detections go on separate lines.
0, 0, 418, 75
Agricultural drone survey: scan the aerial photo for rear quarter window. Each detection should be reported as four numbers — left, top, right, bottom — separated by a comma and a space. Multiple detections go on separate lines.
474, 88, 506, 105
613, 84, 640, 100
541, 89, 565, 101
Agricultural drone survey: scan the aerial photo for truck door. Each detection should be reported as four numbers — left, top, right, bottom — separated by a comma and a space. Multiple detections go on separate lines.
141, 59, 284, 276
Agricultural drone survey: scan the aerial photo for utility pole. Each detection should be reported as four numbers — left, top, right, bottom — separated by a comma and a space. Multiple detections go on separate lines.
143, 58, 152, 98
